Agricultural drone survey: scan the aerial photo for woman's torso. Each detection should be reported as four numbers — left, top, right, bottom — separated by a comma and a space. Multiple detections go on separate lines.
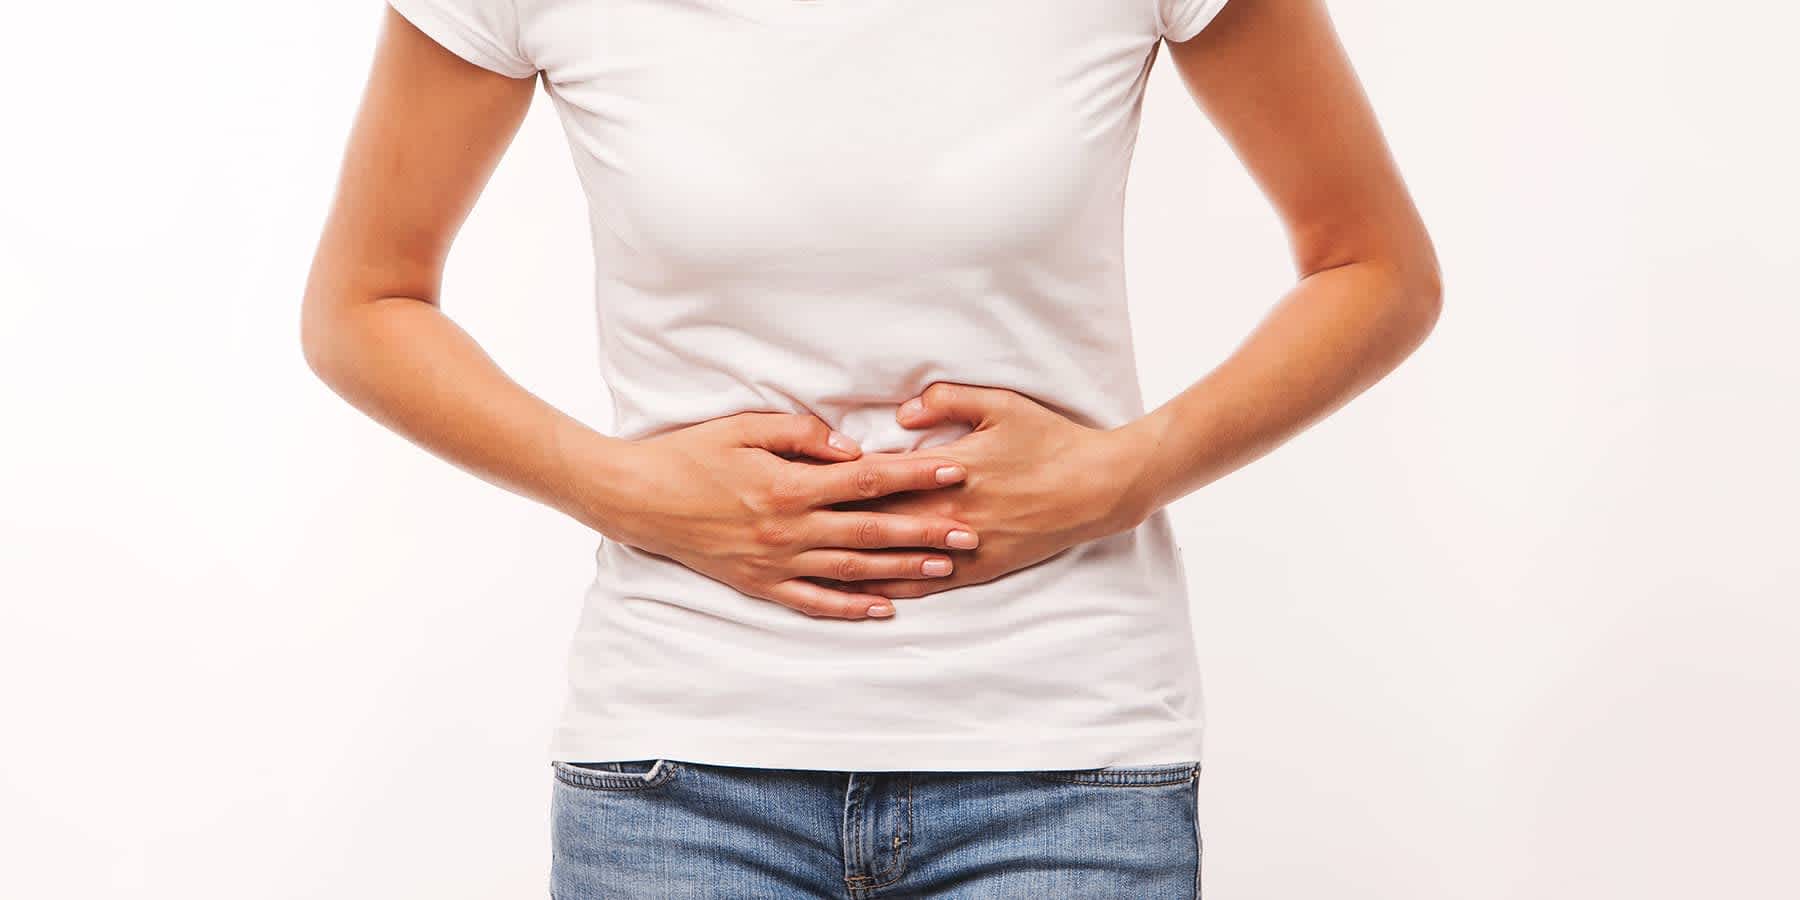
515, 0, 1206, 770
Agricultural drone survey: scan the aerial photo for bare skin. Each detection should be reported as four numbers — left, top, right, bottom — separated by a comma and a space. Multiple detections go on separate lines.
302, 1, 1439, 618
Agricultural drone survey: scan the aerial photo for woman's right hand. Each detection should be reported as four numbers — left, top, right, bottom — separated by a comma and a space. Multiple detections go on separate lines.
574, 412, 980, 620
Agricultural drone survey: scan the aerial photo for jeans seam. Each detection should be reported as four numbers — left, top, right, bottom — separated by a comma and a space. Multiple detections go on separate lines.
550, 759, 680, 792
1034, 762, 1200, 786
865, 775, 912, 890
1192, 777, 1203, 898
843, 776, 867, 896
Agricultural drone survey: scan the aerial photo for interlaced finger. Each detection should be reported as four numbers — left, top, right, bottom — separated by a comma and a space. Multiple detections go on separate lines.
804, 511, 980, 551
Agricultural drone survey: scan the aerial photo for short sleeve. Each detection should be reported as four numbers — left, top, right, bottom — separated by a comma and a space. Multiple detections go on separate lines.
1158, 0, 1232, 43
386, 0, 537, 78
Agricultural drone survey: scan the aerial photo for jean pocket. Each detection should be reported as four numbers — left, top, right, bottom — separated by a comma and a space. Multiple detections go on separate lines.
551, 758, 680, 791
1033, 761, 1200, 787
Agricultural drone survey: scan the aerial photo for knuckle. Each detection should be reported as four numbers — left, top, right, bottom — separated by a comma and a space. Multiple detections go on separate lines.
740, 555, 778, 584
834, 555, 864, 581
774, 416, 808, 444
851, 465, 883, 498
854, 516, 883, 548
753, 517, 796, 547
923, 382, 957, 405
763, 472, 808, 511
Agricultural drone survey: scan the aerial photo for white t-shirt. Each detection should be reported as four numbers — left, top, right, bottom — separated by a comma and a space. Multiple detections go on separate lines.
387, 0, 1231, 771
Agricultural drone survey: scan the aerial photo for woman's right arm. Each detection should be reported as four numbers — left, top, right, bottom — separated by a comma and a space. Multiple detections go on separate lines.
300, 8, 976, 619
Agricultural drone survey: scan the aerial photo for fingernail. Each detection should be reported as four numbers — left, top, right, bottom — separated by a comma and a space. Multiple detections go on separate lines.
867, 603, 895, 618
935, 465, 964, 484
898, 398, 924, 419
827, 431, 860, 455
947, 529, 978, 549
922, 558, 952, 576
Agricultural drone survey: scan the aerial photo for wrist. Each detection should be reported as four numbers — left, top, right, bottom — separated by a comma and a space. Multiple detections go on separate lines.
1096, 413, 1173, 536
551, 420, 644, 541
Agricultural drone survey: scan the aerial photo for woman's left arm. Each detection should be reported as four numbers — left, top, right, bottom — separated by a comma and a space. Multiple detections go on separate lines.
1115, 0, 1444, 515
856, 0, 1441, 598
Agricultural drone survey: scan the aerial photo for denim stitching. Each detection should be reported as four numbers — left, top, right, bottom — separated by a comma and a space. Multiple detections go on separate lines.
1034, 762, 1200, 786
844, 775, 872, 897
550, 759, 679, 792
1192, 776, 1203, 898
866, 775, 912, 890
853, 777, 865, 884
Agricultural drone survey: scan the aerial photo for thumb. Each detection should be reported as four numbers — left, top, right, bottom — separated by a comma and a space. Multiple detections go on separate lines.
896, 382, 1016, 430
732, 412, 861, 461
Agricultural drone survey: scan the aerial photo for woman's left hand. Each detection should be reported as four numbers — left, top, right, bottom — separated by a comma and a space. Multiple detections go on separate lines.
837, 382, 1161, 599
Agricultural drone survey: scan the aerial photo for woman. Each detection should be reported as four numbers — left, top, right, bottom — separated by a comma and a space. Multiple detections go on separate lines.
302, 0, 1440, 895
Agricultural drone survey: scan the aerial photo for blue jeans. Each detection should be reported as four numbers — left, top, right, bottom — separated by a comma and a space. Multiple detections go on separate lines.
550, 758, 1202, 898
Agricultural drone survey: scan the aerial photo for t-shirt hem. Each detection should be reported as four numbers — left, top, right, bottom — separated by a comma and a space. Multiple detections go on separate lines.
548, 724, 1207, 773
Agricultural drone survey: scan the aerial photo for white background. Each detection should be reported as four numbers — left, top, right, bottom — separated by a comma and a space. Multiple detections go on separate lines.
3, 2, 1795, 897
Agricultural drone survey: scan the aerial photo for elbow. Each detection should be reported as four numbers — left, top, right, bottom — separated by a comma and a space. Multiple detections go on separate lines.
299, 302, 332, 384
1407, 259, 1444, 345
300, 247, 439, 389
1388, 243, 1444, 353
299, 289, 350, 390
1297, 225, 1443, 351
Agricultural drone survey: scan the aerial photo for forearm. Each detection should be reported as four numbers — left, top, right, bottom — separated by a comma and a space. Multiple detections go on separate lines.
301, 295, 630, 536
1119, 258, 1442, 519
